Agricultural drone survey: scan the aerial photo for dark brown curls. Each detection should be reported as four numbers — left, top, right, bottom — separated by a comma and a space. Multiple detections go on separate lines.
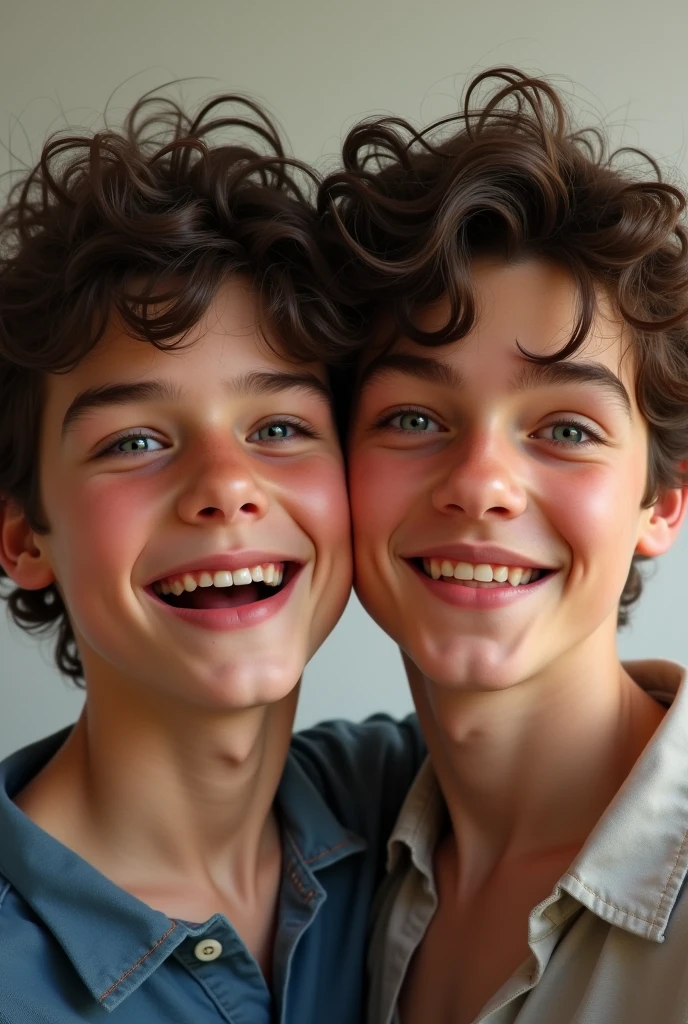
0, 89, 353, 682
1, 92, 353, 373
319, 66, 688, 624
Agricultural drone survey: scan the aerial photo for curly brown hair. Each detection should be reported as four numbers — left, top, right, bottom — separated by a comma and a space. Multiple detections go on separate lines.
0, 90, 352, 682
319, 67, 688, 626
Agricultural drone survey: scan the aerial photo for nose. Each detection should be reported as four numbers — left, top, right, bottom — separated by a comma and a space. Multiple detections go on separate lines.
176, 437, 270, 526
432, 433, 527, 521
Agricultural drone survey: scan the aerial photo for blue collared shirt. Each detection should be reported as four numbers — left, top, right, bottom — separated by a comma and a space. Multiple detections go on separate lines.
0, 715, 423, 1024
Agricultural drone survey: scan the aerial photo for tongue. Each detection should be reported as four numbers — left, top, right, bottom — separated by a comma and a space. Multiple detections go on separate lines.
185, 584, 262, 610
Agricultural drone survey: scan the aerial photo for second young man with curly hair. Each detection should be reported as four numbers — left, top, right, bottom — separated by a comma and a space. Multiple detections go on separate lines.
322, 68, 688, 1023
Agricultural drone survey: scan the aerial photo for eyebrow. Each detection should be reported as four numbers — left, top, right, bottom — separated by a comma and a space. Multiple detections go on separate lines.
359, 351, 632, 418
224, 369, 332, 403
61, 370, 332, 438
359, 352, 465, 394
512, 361, 632, 417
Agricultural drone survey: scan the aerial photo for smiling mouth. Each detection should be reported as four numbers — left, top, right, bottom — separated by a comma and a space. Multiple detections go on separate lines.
413, 557, 554, 588
150, 561, 295, 610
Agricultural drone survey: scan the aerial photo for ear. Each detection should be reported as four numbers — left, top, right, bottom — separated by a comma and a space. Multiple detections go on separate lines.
0, 497, 55, 589
635, 485, 688, 558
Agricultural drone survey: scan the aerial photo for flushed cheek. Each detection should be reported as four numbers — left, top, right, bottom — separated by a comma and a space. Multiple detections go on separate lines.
270, 458, 352, 648
45, 474, 161, 602
349, 451, 418, 556
541, 462, 644, 588
278, 458, 351, 551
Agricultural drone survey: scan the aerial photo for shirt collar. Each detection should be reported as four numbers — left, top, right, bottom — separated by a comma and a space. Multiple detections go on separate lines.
0, 727, 365, 1011
277, 753, 366, 869
386, 757, 443, 884
0, 728, 186, 1011
387, 660, 688, 942
561, 659, 688, 942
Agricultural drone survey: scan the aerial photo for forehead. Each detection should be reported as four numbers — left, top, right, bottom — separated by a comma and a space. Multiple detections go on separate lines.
362, 259, 634, 392
47, 277, 327, 408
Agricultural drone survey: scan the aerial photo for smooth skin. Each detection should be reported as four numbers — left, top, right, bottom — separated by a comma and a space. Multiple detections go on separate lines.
349, 259, 688, 1024
0, 278, 352, 978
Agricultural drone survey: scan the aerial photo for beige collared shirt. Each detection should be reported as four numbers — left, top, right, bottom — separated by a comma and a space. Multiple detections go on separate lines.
368, 660, 688, 1024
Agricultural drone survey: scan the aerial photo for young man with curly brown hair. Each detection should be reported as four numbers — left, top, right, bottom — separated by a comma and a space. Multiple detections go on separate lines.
321, 69, 688, 1023
0, 95, 423, 1024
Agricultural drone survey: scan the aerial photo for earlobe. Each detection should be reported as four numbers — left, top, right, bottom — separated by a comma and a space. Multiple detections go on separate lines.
0, 498, 55, 589
635, 485, 688, 558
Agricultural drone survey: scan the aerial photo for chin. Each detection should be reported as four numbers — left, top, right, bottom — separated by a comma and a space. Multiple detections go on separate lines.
202, 653, 307, 710
403, 633, 530, 693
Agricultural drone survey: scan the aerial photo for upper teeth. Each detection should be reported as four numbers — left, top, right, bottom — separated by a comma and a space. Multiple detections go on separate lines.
422, 559, 540, 586
154, 562, 284, 596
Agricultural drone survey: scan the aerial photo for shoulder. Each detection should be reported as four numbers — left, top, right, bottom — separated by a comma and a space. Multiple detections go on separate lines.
291, 713, 424, 785
289, 715, 426, 846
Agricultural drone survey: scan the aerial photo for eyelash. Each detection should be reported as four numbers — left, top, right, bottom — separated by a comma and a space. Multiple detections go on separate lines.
251, 416, 322, 442
373, 406, 441, 432
95, 430, 163, 458
375, 408, 605, 447
539, 418, 605, 447
95, 417, 321, 458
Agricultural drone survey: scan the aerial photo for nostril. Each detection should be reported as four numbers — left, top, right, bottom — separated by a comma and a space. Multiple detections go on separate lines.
240, 502, 261, 514
199, 506, 221, 518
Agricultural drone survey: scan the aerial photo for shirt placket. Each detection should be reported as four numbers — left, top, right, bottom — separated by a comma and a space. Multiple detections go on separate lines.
174, 918, 273, 1023
271, 834, 327, 1024
475, 890, 584, 1022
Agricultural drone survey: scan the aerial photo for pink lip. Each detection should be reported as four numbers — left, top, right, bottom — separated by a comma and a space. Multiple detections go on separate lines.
405, 543, 553, 571
409, 560, 554, 609
146, 564, 302, 631
144, 551, 301, 587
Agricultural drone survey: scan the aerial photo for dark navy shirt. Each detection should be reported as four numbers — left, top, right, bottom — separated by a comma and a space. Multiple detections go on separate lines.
0, 716, 423, 1024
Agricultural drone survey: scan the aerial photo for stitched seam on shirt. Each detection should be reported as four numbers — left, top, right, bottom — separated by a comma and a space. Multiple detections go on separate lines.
529, 919, 565, 942
651, 827, 688, 929
98, 921, 177, 1002
566, 874, 654, 924
287, 866, 316, 902
285, 827, 353, 866
283, 832, 316, 900
304, 837, 354, 864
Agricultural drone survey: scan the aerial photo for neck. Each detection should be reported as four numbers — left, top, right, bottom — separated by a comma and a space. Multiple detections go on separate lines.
407, 626, 666, 894
16, 668, 297, 899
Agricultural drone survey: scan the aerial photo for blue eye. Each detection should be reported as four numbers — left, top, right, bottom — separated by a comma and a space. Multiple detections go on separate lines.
532, 418, 604, 449
101, 434, 165, 456
255, 423, 296, 440
249, 418, 319, 443
393, 411, 441, 432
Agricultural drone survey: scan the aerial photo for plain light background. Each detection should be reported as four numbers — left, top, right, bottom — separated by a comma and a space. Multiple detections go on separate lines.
2, 0, 688, 758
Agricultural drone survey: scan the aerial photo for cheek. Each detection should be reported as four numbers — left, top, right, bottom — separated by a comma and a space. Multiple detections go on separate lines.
348, 449, 417, 548
276, 457, 351, 547
541, 460, 644, 569
273, 456, 353, 645
44, 472, 161, 587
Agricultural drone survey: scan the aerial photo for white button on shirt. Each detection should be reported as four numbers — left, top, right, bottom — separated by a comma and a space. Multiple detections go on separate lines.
194, 938, 223, 962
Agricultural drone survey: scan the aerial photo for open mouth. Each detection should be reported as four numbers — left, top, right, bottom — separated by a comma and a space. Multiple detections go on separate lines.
413, 557, 554, 588
150, 561, 297, 611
